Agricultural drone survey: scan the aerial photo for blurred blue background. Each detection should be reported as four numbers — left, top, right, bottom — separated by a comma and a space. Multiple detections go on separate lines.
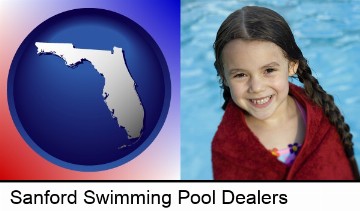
181, 0, 360, 180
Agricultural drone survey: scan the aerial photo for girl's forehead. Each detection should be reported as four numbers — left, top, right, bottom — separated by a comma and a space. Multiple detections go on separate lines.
222, 39, 288, 70
223, 39, 283, 57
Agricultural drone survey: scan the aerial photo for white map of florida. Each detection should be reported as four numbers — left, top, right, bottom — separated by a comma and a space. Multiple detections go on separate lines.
35, 42, 144, 139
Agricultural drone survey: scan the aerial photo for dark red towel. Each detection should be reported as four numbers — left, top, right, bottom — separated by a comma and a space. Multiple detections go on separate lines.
212, 83, 354, 180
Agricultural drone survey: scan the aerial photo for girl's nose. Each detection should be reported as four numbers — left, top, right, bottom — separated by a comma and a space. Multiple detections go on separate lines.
248, 76, 265, 93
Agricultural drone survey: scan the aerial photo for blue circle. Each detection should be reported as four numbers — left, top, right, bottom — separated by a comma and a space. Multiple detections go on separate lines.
7, 8, 171, 171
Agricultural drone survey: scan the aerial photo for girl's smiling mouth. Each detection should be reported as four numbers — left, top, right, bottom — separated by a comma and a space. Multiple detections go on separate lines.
249, 95, 273, 107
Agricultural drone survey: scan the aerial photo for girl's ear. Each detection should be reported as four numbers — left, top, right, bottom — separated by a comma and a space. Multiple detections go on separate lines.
288, 60, 299, 76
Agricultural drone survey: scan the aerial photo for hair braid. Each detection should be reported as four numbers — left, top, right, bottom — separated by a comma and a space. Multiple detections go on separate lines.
220, 85, 231, 110
296, 59, 360, 179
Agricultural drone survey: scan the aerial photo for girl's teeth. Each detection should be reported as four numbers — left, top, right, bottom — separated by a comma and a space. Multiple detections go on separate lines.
251, 96, 271, 105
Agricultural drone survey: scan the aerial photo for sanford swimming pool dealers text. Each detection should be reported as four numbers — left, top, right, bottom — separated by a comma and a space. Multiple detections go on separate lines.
10, 189, 288, 207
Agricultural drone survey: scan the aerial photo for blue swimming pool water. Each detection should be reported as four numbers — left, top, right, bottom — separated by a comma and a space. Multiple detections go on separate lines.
181, 0, 360, 180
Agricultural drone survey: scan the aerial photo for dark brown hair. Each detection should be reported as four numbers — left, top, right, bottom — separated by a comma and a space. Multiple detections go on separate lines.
213, 6, 359, 179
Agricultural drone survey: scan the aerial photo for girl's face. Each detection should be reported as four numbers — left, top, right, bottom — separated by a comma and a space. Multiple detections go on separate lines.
222, 39, 298, 121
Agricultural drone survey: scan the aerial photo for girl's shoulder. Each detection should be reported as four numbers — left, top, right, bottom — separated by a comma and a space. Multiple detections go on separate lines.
289, 83, 305, 97
288, 83, 318, 109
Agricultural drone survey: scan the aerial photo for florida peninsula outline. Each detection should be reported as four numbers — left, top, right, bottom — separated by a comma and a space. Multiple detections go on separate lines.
35, 42, 144, 139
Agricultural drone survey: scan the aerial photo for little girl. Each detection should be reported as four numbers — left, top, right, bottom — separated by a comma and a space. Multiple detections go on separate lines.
212, 6, 359, 180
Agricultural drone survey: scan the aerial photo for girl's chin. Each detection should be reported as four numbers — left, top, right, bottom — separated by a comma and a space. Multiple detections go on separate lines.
247, 112, 273, 121
245, 106, 275, 121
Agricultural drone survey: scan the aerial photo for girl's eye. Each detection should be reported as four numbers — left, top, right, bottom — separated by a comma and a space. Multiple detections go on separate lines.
265, 68, 276, 74
234, 73, 246, 78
